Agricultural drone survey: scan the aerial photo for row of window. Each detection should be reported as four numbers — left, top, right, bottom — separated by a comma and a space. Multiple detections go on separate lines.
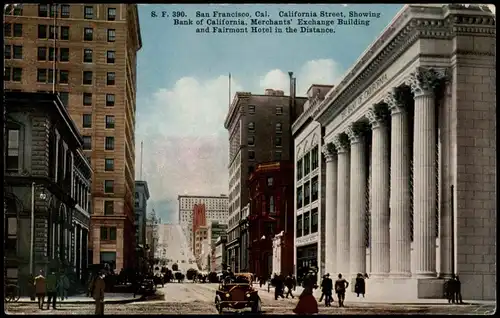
297, 176, 319, 208
4, 23, 118, 43
37, 4, 118, 21
248, 150, 282, 161
296, 208, 319, 237
82, 136, 115, 151
248, 122, 282, 132
84, 93, 116, 107
5, 45, 115, 64
297, 145, 319, 181
5, 67, 117, 87
82, 114, 115, 129
100, 226, 117, 241
248, 135, 282, 147
248, 105, 283, 115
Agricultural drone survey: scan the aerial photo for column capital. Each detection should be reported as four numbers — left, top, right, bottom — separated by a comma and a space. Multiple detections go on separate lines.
366, 102, 390, 129
333, 133, 350, 153
346, 122, 369, 144
321, 142, 337, 162
385, 86, 410, 115
407, 67, 449, 97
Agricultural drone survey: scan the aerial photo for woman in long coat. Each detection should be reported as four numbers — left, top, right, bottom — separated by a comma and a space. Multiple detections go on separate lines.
293, 272, 319, 315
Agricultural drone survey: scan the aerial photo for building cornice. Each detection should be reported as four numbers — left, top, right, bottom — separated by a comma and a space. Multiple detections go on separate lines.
312, 4, 495, 126
224, 92, 251, 129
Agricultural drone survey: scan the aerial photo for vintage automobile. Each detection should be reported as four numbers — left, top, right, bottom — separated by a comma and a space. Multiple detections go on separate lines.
214, 273, 262, 314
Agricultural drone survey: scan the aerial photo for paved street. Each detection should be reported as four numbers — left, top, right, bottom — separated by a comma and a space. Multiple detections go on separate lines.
5, 283, 495, 315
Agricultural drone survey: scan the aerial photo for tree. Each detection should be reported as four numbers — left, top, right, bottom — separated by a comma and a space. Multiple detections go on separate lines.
172, 263, 179, 271
174, 272, 182, 281
186, 268, 198, 281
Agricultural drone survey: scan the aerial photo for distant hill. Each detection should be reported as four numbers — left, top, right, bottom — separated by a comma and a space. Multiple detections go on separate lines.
156, 223, 200, 272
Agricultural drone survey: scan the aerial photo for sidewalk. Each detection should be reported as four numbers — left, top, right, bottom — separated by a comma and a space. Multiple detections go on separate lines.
17, 292, 143, 304
253, 284, 495, 306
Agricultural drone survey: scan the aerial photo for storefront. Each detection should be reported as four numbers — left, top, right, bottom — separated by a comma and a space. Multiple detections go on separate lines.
296, 244, 318, 282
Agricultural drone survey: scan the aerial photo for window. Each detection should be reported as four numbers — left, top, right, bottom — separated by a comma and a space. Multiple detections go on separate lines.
105, 159, 114, 171
60, 48, 69, 62
5, 217, 17, 256
267, 177, 273, 187
276, 106, 283, 115
12, 45, 22, 59
247, 136, 254, 146
311, 146, 319, 170
37, 25, 46, 38
82, 114, 92, 128
60, 26, 69, 40
100, 227, 116, 240
104, 180, 114, 193
248, 122, 255, 131
13, 24, 22, 37
49, 25, 58, 39
4, 45, 11, 59
107, 29, 116, 42
84, 6, 94, 19
82, 136, 92, 150
83, 71, 92, 85
303, 211, 310, 235
58, 92, 69, 108
248, 150, 255, 160
83, 49, 92, 63
105, 115, 115, 129
248, 105, 255, 114
4, 24, 12, 37
84, 28, 93, 41
12, 68, 22, 82
59, 70, 69, 84
296, 215, 303, 238
37, 69, 47, 82
274, 151, 282, 161
106, 50, 115, 63
104, 201, 114, 215
269, 196, 275, 214
304, 152, 311, 176
311, 176, 318, 202
48, 47, 58, 61
106, 94, 115, 107
83, 93, 92, 106
106, 72, 115, 85
275, 136, 282, 147
304, 181, 310, 205
49, 4, 57, 17
275, 122, 282, 133
311, 208, 318, 233
297, 187, 303, 209
105, 137, 114, 150
107, 8, 116, 21
39, 4, 48, 17
61, 4, 70, 18
6, 128, 20, 171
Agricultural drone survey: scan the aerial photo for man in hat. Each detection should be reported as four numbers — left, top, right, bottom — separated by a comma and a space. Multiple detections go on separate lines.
93, 270, 106, 315
321, 273, 334, 306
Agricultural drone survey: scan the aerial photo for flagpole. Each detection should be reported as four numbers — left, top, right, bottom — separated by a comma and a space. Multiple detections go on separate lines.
228, 73, 231, 108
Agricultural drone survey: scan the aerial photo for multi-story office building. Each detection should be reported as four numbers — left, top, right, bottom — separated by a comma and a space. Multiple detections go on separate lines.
178, 194, 228, 249
4, 92, 92, 294
291, 84, 333, 282
214, 236, 227, 272
224, 89, 307, 272
193, 226, 208, 264
4, 4, 142, 271
134, 180, 149, 247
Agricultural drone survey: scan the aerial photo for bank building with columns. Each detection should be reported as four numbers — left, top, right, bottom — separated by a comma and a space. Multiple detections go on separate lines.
292, 4, 495, 301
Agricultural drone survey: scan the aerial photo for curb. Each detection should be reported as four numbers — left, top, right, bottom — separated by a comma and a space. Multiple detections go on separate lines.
16, 296, 145, 305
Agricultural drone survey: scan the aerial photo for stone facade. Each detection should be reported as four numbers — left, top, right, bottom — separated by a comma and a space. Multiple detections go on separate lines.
302, 4, 495, 300
134, 180, 149, 248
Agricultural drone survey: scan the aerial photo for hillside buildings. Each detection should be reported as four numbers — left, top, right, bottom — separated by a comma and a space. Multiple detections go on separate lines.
4, 92, 92, 294
178, 194, 229, 251
294, 4, 496, 301
4, 3, 142, 271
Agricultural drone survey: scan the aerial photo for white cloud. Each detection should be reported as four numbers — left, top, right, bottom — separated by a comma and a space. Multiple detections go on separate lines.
136, 59, 343, 222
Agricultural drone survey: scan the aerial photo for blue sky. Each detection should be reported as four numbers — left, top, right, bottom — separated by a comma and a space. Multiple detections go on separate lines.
134, 4, 404, 223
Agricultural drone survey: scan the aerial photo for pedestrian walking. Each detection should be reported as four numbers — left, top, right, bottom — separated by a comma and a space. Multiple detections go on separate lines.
321, 273, 334, 306
34, 270, 46, 309
285, 274, 295, 299
93, 271, 106, 315
354, 273, 366, 298
58, 271, 70, 301
335, 273, 349, 308
453, 275, 465, 304
293, 271, 318, 315
45, 269, 58, 310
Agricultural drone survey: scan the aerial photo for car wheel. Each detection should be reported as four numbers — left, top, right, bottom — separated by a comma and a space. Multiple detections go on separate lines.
215, 299, 223, 314
251, 298, 261, 314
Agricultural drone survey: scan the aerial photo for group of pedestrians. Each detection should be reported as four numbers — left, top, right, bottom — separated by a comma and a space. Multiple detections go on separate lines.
445, 275, 465, 304
268, 273, 297, 300
32, 269, 70, 310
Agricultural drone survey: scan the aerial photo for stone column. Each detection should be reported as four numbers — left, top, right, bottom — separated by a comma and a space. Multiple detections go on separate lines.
386, 87, 412, 277
366, 104, 390, 277
322, 143, 338, 276
333, 134, 350, 275
408, 68, 445, 277
346, 124, 367, 277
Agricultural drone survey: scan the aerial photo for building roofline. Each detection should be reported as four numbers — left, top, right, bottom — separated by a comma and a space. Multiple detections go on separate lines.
133, 4, 143, 50
178, 194, 228, 200
135, 180, 150, 199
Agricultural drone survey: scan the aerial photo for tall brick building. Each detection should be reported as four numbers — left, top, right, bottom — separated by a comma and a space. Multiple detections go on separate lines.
192, 204, 207, 252
4, 4, 142, 270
